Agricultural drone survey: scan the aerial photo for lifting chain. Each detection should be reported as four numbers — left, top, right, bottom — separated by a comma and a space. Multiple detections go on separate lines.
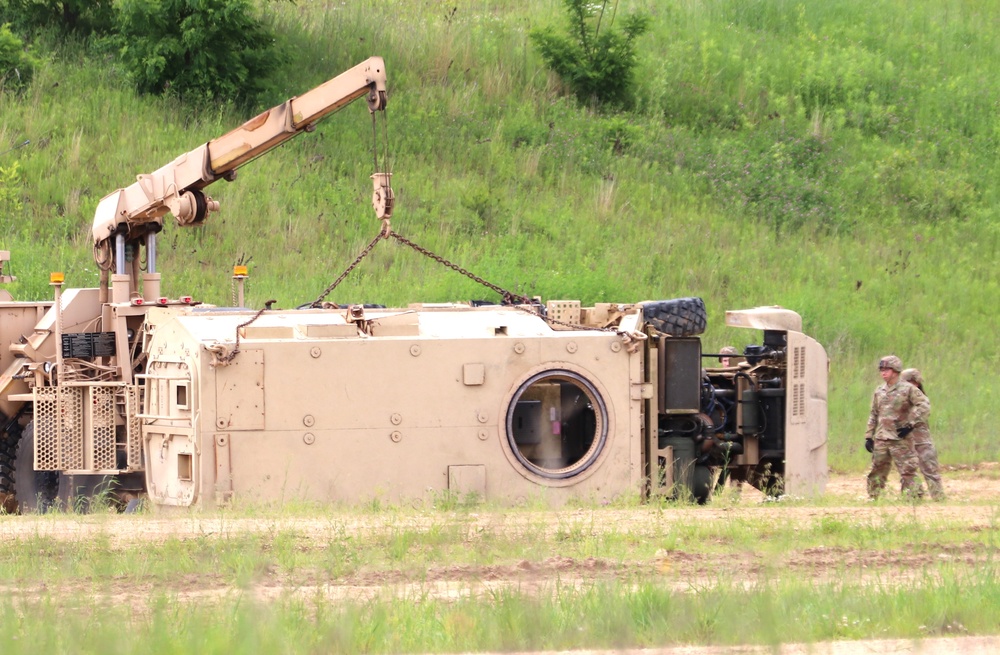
310, 222, 624, 336
310, 221, 391, 307
214, 223, 630, 367
309, 220, 531, 308
387, 231, 533, 306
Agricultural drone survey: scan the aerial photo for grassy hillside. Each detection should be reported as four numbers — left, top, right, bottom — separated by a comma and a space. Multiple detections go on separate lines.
0, 0, 996, 473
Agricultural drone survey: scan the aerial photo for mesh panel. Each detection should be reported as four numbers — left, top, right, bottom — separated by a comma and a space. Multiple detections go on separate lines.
126, 386, 143, 470
59, 387, 84, 470
90, 386, 117, 470
34, 387, 60, 470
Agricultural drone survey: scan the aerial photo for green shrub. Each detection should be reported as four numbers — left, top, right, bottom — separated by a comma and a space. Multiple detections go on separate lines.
701, 123, 843, 234
0, 160, 24, 217
530, 0, 650, 110
114, 0, 282, 106
0, 0, 115, 35
0, 23, 36, 90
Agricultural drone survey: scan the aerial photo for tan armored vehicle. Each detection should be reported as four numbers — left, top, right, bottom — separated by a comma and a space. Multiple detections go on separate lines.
0, 57, 828, 512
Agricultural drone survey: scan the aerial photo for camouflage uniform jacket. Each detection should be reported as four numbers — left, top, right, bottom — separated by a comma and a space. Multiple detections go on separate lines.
865, 380, 930, 441
904, 384, 933, 446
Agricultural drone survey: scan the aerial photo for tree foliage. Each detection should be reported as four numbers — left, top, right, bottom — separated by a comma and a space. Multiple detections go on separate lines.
0, 0, 115, 35
0, 160, 24, 216
530, 0, 650, 110
114, 0, 282, 106
0, 23, 36, 90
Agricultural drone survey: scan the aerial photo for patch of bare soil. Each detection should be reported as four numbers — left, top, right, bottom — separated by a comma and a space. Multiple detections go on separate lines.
2, 467, 998, 655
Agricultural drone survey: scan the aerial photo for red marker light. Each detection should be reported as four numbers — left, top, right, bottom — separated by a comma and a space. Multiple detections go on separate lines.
132, 298, 144, 306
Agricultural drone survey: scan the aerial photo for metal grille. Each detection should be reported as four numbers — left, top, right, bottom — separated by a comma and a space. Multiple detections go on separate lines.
60, 387, 84, 470
790, 346, 807, 424
90, 386, 116, 470
34, 387, 60, 470
792, 345, 806, 379
34, 386, 85, 470
126, 386, 143, 470
791, 383, 805, 420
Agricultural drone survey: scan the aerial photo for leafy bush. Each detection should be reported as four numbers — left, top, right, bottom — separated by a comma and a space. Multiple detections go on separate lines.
0, 0, 115, 35
701, 123, 843, 234
874, 147, 978, 222
0, 160, 24, 216
0, 23, 36, 90
114, 0, 282, 106
530, 0, 650, 110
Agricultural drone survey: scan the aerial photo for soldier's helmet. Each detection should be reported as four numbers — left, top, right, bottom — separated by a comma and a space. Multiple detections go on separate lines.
900, 368, 924, 391
719, 346, 738, 356
878, 355, 903, 372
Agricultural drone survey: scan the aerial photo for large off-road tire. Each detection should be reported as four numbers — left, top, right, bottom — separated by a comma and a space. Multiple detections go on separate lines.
642, 297, 707, 337
0, 419, 21, 512
13, 422, 59, 513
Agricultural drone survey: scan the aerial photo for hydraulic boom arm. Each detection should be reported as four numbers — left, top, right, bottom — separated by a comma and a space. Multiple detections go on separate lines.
92, 56, 389, 256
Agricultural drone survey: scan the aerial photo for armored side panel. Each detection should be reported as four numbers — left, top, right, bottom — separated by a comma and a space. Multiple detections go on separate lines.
142, 307, 646, 507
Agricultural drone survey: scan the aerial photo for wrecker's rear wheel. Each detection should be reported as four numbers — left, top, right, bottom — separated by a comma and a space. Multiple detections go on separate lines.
642, 297, 707, 337
0, 419, 21, 513
13, 422, 59, 513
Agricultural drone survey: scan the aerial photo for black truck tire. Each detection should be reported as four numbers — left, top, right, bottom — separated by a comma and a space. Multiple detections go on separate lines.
642, 297, 707, 337
0, 418, 21, 512
13, 422, 59, 513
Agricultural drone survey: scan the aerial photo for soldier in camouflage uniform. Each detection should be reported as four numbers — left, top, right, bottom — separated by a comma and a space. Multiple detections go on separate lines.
900, 368, 945, 500
864, 355, 928, 500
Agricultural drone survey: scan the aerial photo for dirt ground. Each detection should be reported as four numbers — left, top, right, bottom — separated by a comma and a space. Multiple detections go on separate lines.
2, 466, 999, 654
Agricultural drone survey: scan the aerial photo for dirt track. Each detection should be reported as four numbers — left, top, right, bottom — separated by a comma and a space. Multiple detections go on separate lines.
2, 467, 998, 654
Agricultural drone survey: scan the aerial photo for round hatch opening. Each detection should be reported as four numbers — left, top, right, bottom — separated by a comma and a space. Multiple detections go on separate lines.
505, 369, 608, 480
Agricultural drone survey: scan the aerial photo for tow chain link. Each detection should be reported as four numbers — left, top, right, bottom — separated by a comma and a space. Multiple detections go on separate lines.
208, 303, 271, 367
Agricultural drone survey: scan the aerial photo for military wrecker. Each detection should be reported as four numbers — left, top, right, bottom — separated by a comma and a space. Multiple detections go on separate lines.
0, 57, 828, 512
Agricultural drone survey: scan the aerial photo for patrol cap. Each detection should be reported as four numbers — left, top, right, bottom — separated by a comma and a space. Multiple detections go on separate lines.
878, 355, 902, 372
900, 368, 923, 387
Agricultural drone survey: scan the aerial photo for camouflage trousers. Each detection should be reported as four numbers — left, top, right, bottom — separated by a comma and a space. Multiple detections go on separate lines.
913, 437, 945, 501
867, 438, 923, 499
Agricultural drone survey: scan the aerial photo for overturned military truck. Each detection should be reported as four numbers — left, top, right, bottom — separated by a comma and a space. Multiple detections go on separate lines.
137, 298, 827, 507
0, 57, 828, 512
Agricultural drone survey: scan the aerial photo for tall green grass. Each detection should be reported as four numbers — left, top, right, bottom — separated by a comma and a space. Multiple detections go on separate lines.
0, 0, 996, 471
1, 500, 999, 652
0, 568, 997, 653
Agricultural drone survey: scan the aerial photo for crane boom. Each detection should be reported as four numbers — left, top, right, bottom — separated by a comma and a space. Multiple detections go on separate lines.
92, 56, 388, 248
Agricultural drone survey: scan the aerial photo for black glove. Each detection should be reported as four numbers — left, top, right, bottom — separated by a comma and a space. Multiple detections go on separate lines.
897, 425, 913, 438
864, 438, 874, 453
